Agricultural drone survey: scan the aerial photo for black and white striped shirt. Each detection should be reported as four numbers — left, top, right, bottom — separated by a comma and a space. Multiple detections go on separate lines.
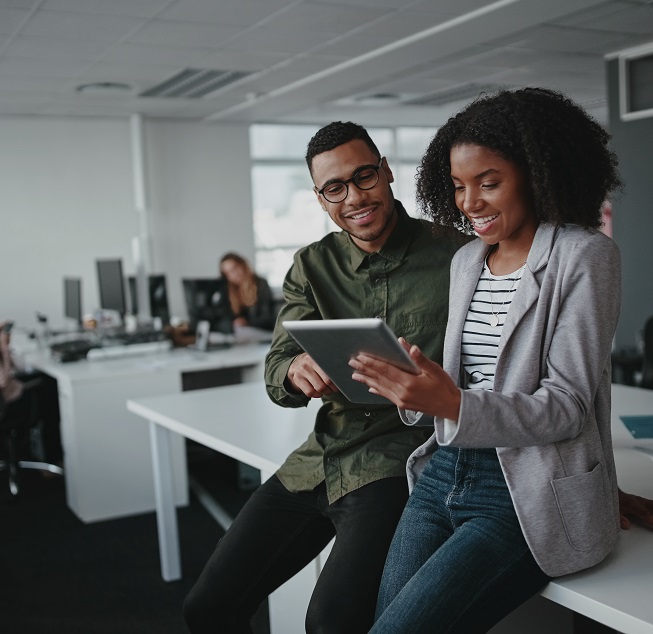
461, 261, 526, 392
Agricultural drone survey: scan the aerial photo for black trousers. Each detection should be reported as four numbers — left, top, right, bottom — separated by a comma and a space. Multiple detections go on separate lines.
183, 474, 409, 634
2, 371, 61, 463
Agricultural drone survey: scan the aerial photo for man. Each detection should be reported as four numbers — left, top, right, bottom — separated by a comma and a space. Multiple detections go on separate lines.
183, 121, 653, 634
183, 121, 465, 633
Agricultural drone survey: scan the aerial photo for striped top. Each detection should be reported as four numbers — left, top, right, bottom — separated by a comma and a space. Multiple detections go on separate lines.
461, 260, 526, 392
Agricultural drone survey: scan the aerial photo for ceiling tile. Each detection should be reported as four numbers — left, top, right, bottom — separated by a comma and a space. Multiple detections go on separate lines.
20, 9, 147, 40
0, 7, 30, 34
195, 48, 288, 72
79, 61, 182, 81
570, 3, 653, 34
0, 0, 40, 8
156, 0, 298, 27
4, 34, 113, 60
126, 19, 243, 48
223, 26, 339, 55
316, 0, 411, 7
98, 42, 209, 66
0, 55, 91, 76
261, 2, 390, 33
40, 0, 172, 19
496, 24, 637, 53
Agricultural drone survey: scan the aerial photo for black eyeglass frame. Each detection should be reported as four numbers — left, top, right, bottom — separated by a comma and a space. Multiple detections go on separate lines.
315, 158, 385, 203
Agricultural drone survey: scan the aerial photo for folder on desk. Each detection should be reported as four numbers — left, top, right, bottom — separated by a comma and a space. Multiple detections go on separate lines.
620, 415, 653, 439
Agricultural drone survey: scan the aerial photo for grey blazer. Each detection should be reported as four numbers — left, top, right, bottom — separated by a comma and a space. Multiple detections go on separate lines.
405, 223, 621, 577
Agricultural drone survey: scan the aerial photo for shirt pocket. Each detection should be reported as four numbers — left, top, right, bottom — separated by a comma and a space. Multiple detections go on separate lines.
392, 314, 446, 361
550, 462, 608, 551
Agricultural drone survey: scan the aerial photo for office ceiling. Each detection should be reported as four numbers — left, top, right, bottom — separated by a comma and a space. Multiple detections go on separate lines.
1, 0, 652, 127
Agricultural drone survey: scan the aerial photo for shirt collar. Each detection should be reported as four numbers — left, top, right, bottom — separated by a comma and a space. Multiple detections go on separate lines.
347, 200, 413, 271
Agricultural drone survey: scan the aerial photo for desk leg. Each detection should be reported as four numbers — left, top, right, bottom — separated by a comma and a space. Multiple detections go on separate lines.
149, 421, 181, 582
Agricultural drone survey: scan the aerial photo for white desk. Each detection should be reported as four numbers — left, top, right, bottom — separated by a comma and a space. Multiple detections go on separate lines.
128, 383, 653, 634
24, 341, 269, 523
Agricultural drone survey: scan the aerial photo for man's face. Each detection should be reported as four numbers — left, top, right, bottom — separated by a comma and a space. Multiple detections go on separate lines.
311, 139, 397, 253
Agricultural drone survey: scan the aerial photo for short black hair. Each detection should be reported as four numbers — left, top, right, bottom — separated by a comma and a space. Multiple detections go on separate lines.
305, 121, 381, 176
417, 87, 622, 232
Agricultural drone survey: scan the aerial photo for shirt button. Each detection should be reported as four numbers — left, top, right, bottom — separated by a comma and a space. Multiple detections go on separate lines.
365, 411, 371, 417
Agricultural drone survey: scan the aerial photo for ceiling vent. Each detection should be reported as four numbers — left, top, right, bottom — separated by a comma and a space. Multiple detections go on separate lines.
139, 68, 252, 99
404, 83, 506, 107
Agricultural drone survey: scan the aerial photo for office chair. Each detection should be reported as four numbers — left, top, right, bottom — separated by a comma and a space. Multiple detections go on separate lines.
640, 316, 653, 390
0, 377, 63, 497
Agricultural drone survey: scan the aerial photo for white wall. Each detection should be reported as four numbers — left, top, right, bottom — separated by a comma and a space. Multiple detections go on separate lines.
0, 115, 253, 331
144, 119, 254, 319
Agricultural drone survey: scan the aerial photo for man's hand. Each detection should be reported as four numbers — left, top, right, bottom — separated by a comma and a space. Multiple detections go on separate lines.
286, 352, 339, 399
618, 488, 653, 530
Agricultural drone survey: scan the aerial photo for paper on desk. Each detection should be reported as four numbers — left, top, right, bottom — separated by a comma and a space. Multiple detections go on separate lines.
620, 415, 653, 439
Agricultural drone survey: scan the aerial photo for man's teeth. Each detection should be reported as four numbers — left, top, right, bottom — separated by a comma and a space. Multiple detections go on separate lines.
472, 214, 498, 228
350, 210, 372, 220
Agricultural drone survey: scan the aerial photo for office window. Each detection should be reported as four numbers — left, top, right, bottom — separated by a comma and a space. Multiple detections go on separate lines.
251, 124, 435, 288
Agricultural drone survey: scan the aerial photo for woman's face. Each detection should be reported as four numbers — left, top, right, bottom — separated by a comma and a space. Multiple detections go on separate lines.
449, 143, 538, 249
220, 259, 246, 285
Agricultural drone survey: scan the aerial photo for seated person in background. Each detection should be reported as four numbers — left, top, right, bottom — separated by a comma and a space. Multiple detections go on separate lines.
1, 321, 24, 405
0, 320, 62, 466
219, 252, 276, 331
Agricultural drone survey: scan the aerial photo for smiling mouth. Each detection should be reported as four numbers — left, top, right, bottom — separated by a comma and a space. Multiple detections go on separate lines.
346, 208, 374, 221
470, 213, 499, 229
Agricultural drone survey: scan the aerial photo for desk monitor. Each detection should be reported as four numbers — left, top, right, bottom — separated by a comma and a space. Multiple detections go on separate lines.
96, 258, 127, 317
128, 274, 171, 325
64, 277, 82, 325
182, 278, 233, 334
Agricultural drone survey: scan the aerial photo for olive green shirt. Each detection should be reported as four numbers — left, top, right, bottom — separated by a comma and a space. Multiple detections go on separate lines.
264, 202, 465, 503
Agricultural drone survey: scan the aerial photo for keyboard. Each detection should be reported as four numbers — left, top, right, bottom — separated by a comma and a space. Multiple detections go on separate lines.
86, 339, 172, 360
99, 329, 169, 346
50, 339, 102, 363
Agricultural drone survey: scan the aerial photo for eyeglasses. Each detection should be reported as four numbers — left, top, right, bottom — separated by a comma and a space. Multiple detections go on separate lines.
316, 158, 384, 203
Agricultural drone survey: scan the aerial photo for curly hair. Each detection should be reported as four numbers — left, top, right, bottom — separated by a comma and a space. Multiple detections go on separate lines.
306, 121, 380, 176
416, 87, 622, 232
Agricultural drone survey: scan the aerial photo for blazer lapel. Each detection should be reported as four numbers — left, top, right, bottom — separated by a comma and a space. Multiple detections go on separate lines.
497, 223, 557, 356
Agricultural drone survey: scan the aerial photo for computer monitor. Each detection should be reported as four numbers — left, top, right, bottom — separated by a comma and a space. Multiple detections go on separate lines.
96, 258, 127, 317
182, 278, 233, 334
128, 274, 171, 325
64, 277, 82, 325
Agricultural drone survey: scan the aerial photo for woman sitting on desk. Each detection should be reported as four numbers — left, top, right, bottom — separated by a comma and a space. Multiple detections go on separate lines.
219, 252, 276, 331
350, 87, 652, 634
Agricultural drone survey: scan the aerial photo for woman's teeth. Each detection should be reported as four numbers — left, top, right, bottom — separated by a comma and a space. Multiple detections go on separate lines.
472, 213, 498, 228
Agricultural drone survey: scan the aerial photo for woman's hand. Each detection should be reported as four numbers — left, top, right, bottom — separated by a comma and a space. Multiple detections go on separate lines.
349, 338, 461, 420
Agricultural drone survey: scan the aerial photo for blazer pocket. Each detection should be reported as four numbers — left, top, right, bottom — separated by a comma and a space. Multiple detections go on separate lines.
550, 462, 607, 552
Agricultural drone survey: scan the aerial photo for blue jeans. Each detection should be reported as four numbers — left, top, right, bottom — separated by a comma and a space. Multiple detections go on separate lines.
371, 447, 551, 634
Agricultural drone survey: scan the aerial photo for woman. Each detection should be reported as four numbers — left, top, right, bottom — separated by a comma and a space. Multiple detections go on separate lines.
349, 88, 623, 633
219, 252, 276, 331
0, 321, 23, 405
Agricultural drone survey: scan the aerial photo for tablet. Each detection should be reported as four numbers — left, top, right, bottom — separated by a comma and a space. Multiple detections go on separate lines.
282, 318, 418, 405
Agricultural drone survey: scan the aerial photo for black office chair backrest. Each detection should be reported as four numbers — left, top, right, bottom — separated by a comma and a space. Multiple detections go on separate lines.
640, 316, 653, 390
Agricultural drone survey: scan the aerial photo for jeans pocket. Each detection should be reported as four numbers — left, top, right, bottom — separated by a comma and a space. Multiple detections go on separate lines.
550, 462, 606, 551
